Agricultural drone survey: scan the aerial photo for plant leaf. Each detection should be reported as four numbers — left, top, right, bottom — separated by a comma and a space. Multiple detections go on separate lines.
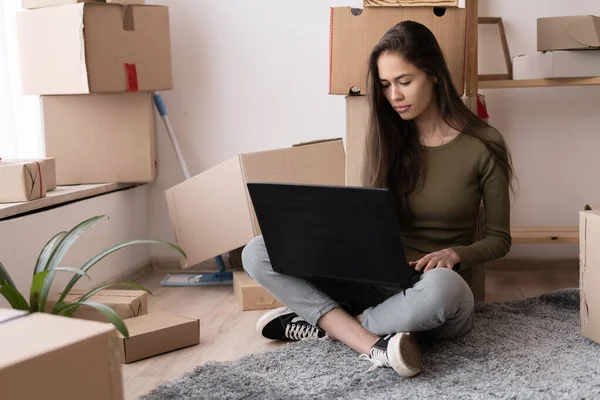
55, 301, 129, 339
0, 285, 30, 310
57, 239, 186, 307
50, 267, 90, 280
30, 270, 48, 312
0, 261, 16, 289
38, 215, 109, 314
34, 231, 67, 275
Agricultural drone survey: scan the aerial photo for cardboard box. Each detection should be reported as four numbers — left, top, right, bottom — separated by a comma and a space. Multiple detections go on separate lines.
22, 0, 144, 9
345, 96, 370, 187
41, 92, 157, 185
580, 210, 600, 345
228, 246, 245, 270
166, 138, 345, 267
117, 311, 200, 363
364, 0, 462, 7
16, 3, 172, 95
233, 270, 284, 311
513, 51, 600, 80
46, 289, 149, 322
0, 160, 46, 203
538, 15, 600, 51
0, 309, 124, 400
329, 7, 466, 95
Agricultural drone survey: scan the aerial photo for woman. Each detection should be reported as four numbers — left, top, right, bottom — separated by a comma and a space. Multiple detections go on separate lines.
242, 20, 515, 378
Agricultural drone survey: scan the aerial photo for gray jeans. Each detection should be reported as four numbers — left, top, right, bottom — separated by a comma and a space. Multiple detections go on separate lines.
242, 235, 475, 340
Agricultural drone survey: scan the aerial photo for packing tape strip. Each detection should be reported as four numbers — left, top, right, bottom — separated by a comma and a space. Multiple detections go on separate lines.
124, 63, 139, 92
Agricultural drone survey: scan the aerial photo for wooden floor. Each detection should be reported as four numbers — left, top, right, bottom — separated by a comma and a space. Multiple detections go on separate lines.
123, 268, 579, 400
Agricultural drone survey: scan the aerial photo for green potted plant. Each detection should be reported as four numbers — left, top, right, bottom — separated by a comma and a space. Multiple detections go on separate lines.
0, 215, 187, 339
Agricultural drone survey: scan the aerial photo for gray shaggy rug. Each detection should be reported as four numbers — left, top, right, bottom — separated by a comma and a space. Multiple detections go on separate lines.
140, 288, 600, 399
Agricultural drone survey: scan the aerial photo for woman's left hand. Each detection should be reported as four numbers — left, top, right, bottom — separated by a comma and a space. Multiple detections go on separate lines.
409, 249, 460, 272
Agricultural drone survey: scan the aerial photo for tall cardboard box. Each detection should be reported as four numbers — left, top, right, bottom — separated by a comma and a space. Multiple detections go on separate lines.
0, 309, 124, 400
166, 139, 345, 267
16, 3, 172, 95
580, 210, 600, 345
329, 7, 466, 95
538, 15, 600, 51
41, 92, 157, 185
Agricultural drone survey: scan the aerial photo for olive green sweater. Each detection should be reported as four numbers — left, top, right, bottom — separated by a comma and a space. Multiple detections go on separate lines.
402, 127, 511, 274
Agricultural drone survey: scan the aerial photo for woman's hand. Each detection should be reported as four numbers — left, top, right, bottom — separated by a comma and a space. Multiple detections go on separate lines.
409, 249, 460, 272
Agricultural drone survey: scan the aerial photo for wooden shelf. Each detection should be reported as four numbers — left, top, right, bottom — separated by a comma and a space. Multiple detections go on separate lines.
511, 227, 579, 245
479, 77, 600, 89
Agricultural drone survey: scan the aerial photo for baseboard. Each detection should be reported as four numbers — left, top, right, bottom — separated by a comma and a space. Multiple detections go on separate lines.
486, 257, 579, 272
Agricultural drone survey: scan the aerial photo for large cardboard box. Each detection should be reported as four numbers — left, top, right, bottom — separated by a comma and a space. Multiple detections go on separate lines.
16, 3, 172, 95
166, 138, 345, 268
233, 271, 284, 311
580, 210, 600, 345
0, 309, 124, 400
22, 0, 144, 9
0, 160, 47, 203
329, 7, 466, 95
538, 15, 600, 51
41, 92, 157, 185
117, 312, 200, 363
513, 51, 600, 80
46, 289, 149, 322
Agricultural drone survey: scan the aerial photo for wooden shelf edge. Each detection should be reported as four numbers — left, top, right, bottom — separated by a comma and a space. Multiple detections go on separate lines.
479, 77, 600, 89
511, 227, 579, 244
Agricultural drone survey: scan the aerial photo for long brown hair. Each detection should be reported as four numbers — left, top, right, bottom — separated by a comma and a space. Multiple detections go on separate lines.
362, 20, 516, 224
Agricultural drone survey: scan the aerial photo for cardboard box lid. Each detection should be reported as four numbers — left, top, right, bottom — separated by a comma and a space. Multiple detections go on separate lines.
0, 311, 115, 369
17, 3, 171, 94
22, 0, 144, 9
166, 138, 345, 267
538, 15, 600, 51
0, 160, 46, 202
41, 92, 157, 185
118, 311, 200, 363
329, 6, 466, 95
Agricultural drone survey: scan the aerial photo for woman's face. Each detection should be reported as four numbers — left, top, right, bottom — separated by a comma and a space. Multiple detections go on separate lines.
377, 50, 435, 121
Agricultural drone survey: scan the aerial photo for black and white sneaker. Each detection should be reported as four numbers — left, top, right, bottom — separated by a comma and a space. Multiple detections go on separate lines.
360, 332, 422, 377
256, 306, 326, 341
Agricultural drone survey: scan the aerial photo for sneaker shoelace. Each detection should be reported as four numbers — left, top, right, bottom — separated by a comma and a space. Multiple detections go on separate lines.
359, 341, 390, 372
284, 323, 322, 340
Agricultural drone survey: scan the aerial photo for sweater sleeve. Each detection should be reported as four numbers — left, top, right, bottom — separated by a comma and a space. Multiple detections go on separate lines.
450, 143, 512, 270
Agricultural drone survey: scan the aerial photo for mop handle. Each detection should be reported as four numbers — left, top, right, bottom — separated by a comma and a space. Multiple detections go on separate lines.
153, 91, 191, 180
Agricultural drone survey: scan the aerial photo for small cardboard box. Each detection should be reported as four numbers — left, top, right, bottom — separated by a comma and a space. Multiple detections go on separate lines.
4, 158, 56, 192
41, 92, 157, 185
233, 271, 284, 311
580, 210, 600, 345
0, 160, 46, 203
46, 289, 149, 322
513, 51, 600, 80
538, 15, 600, 51
16, 3, 171, 95
118, 311, 200, 363
0, 309, 124, 400
22, 0, 144, 9
329, 7, 466, 95
166, 138, 345, 268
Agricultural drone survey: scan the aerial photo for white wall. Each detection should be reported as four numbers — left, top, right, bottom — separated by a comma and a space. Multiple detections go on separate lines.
147, 0, 600, 266
0, 186, 151, 308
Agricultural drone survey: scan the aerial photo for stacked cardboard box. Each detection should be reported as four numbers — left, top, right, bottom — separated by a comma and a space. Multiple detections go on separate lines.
513, 15, 600, 80
15, 0, 173, 185
45, 289, 200, 363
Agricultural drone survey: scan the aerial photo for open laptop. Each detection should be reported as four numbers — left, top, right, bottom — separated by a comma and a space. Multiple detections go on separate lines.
246, 182, 418, 289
